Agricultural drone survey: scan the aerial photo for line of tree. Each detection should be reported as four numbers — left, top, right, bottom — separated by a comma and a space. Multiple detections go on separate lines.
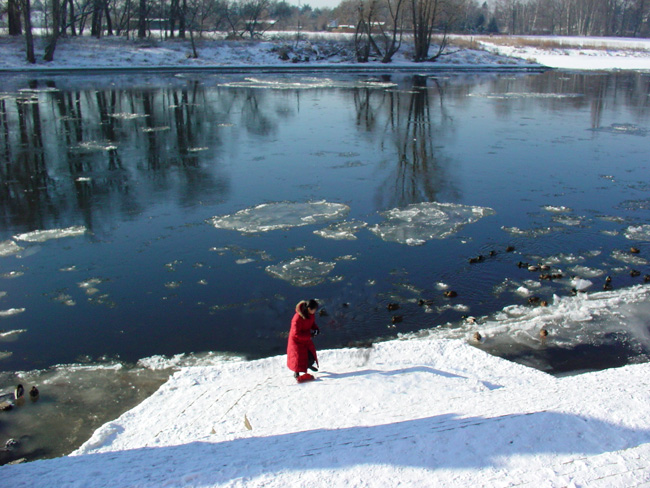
1, 0, 649, 64
490, 0, 650, 37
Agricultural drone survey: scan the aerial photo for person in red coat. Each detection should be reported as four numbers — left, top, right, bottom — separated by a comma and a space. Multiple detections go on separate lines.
287, 299, 320, 378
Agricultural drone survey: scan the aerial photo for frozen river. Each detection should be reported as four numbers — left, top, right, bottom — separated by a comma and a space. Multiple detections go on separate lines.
1, 69, 649, 462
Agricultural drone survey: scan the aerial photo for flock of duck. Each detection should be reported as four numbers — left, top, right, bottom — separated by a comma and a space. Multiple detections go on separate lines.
383, 245, 648, 345
0, 384, 39, 411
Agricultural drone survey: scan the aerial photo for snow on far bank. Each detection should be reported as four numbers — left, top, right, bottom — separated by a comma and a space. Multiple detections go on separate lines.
0, 33, 538, 71
3, 324, 650, 486
2, 32, 650, 72
477, 35, 650, 71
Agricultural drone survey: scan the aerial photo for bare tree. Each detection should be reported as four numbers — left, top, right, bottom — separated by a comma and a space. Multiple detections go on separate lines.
8, 0, 22, 35
44, 0, 62, 61
22, 0, 35, 63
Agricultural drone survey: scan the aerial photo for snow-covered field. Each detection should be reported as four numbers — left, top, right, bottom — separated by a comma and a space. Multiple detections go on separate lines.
1, 32, 650, 71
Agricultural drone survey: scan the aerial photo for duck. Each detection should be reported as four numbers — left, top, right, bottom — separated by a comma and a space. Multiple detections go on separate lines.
540, 300, 549, 307
387, 303, 400, 311
489, 250, 497, 257
443, 290, 457, 298
14, 384, 24, 400
469, 255, 484, 264
528, 265, 539, 272
540, 264, 550, 271
540, 328, 549, 338
318, 308, 328, 317
472, 331, 482, 342
29, 386, 39, 402
506, 246, 515, 252
528, 296, 540, 304
517, 261, 529, 269
604, 276, 613, 290
391, 315, 403, 324
630, 269, 641, 277
645, 275, 650, 283
630, 247, 640, 254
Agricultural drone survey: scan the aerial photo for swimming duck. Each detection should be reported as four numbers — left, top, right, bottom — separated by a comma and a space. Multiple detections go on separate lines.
630, 269, 641, 277
528, 296, 540, 304
506, 246, 515, 252
391, 315, 403, 324
469, 255, 484, 264
29, 386, 39, 402
443, 290, 457, 298
387, 303, 400, 311
645, 275, 650, 283
630, 247, 640, 254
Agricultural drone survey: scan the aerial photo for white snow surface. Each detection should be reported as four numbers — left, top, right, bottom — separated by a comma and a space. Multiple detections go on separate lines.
1, 32, 650, 71
3, 334, 650, 486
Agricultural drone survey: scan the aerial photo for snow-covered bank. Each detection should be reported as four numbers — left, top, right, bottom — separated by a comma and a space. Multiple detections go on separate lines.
2, 33, 650, 72
0, 34, 540, 72
2, 336, 649, 486
477, 35, 650, 71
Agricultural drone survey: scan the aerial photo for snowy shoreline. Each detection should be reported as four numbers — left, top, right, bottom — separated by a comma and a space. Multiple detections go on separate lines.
3, 333, 650, 487
3, 285, 650, 485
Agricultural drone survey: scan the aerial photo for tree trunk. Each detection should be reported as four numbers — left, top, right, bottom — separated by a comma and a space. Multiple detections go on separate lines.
44, 0, 62, 61
138, 0, 147, 38
68, 0, 77, 35
8, 0, 22, 35
22, 0, 36, 64
104, 1, 113, 35
91, 0, 104, 37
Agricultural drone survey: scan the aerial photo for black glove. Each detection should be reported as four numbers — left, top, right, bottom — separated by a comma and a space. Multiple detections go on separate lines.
311, 328, 320, 337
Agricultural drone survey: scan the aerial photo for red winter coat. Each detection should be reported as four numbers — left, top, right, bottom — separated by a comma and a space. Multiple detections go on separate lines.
287, 301, 319, 373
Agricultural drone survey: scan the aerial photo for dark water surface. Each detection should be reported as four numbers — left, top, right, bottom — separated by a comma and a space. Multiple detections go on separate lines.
1, 70, 649, 369
0, 69, 649, 461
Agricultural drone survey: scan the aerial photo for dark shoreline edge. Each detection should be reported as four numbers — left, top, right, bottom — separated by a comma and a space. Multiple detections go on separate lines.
0, 63, 553, 76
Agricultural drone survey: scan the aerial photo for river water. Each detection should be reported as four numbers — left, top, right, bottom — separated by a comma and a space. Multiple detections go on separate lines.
0, 69, 649, 463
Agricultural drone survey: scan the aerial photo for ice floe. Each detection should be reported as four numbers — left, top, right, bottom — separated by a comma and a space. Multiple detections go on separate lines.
0, 240, 23, 257
218, 77, 396, 90
501, 225, 558, 237
625, 224, 650, 241
14, 226, 87, 243
0, 329, 26, 341
542, 205, 572, 213
265, 256, 336, 287
0, 308, 26, 318
611, 249, 648, 266
369, 202, 495, 246
569, 265, 605, 278
592, 123, 647, 136
314, 220, 368, 240
209, 201, 350, 233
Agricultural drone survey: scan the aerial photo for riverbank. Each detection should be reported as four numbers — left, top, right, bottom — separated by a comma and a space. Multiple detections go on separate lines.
2, 32, 650, 72
3, 332, 650, 486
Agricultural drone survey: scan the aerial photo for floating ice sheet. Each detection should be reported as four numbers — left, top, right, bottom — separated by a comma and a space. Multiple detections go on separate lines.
210, 201, 349, 233
218, 77, 396, 90
265, 256, 336, 287
0, 240, 23, 257
501, 225, 558, 237
592, 123, 647, 136
611, 249, 648, 266
625, 224, 650, 241
314, 220, 368, 240
369, 202, 495, 246
14, 226, 87, 243
0, 308, 26, 318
